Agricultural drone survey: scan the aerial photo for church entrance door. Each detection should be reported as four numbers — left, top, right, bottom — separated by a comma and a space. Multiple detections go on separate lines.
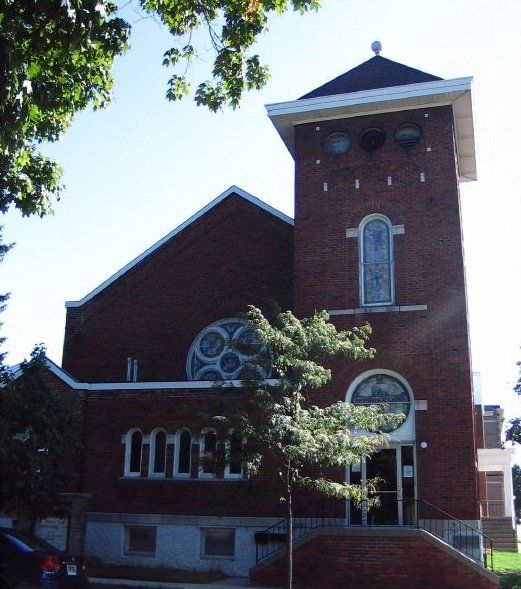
348, 445, 416, 526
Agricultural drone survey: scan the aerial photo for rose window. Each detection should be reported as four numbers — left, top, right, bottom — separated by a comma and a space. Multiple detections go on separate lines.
187, 319, 270, 381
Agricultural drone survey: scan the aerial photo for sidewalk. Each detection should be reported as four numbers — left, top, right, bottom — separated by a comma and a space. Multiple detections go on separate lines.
89, 577, 252, 589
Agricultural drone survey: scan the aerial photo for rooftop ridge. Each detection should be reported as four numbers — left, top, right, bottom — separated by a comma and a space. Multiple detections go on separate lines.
300, 55, 442, 100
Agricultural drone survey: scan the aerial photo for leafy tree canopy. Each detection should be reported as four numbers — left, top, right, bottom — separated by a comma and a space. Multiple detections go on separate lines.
0, 345, 76, 525
1, 0, 129, 217
1, 0, 321, 217
231, 306, 402, 497
506, 359, 521, 443
216, 307, 402, 589
0, 227, 13, 368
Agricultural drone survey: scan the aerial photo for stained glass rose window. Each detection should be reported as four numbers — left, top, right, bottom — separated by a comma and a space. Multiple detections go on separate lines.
187, 319, 270, 381
351, 374, 410, 432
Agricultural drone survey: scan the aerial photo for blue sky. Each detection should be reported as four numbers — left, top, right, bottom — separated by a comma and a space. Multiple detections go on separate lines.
2, 0, 520, 424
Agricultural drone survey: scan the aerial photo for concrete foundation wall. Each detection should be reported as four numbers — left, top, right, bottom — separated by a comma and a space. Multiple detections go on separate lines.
85, 517, 269, 576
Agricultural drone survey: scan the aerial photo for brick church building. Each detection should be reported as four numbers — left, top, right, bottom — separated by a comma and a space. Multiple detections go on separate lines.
9, 49, 500, 588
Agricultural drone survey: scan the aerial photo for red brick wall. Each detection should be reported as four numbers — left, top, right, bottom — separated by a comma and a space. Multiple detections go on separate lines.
251, 530, 498, 589
81, 390, 285, 515
292, 105, 479, 520
62, 194, 293, 383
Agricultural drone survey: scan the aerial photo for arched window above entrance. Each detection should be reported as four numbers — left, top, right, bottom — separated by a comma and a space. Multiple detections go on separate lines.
346, 369, 415, 440
351, 374, 411, 432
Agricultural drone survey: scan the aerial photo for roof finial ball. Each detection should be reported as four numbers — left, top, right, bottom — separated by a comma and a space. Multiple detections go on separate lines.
371, 40, 382, 55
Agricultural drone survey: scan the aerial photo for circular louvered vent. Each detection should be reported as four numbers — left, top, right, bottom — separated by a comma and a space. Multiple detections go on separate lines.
360, 128, 385, 152
394, 124, 422, 147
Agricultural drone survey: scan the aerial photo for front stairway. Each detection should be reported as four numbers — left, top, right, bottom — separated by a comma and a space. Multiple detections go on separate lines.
251, 501, 499, 589
482, 517, 518, 551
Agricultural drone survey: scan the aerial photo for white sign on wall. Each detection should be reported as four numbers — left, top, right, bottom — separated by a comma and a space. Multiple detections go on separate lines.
35, 518, 69, 551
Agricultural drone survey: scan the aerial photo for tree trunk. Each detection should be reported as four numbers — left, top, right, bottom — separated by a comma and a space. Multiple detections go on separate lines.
286, 463, 293, 589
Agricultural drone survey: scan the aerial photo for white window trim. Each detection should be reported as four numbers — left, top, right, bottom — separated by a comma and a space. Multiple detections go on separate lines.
148, 428, 167, 478
359, 213, 395, 307
174, 428, 192, 479
224, 431, 246, 479
199, 428, 218, 479
345, 368, 416, 438
124, 428, 143, 478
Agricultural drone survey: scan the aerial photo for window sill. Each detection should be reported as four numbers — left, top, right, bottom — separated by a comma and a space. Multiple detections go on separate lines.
329, 304, 427, 316
118, 476, 245, 482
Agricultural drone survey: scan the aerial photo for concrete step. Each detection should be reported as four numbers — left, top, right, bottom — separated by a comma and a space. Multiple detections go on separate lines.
481, 518, 518, 552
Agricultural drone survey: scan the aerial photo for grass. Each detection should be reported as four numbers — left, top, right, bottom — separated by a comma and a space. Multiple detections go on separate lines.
87, 562, 228, 584
491, 551, 521, 589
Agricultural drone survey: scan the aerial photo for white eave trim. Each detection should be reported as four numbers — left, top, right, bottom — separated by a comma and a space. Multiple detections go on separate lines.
8, 358, 278, 391
266, 76, 476, 182
65, 185, 293, 308
477, 447, 516, 471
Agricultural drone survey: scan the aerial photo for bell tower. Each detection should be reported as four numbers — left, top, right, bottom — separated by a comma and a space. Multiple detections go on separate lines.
267, 46, 480, 524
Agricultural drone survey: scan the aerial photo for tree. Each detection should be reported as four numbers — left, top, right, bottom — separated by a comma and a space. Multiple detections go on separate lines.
1, 0, 129, 217
0, 345, 76, 528
1, 1, 321, 217
220, 306, 402, 589
505, 359, 521, 443
0, 227, 13, 368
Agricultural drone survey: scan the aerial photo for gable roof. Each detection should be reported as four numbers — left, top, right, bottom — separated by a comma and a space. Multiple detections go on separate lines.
8, 357, 80, 389
65, 186, 293, 308
300, 55, 442, 99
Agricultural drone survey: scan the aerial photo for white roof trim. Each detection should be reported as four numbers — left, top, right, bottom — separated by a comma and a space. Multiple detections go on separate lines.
65, 186, 293, 308
266, 77, 476, 182
8, 357, 278, 391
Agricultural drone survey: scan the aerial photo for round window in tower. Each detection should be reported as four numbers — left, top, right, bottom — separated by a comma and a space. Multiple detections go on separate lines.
351, 374, 411, 432
186, 319, 270, 381
394, 124, 422, 147
324, 132, 351, 156
360, 128, 386, 152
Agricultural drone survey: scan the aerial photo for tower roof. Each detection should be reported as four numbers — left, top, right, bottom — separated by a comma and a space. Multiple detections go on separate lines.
300, 55, 443, 100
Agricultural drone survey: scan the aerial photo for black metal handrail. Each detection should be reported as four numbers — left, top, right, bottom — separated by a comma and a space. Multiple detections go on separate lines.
416, 499, 494, 570
254, 499, 494, 571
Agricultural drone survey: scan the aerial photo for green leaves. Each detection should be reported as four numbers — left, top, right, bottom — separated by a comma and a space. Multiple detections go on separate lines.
228, 306, 399, 506
146, 0, 322, 111
0, 0, 130, 216
245, 305, 375, 392
2, 1, 323, 214
0, 345, 77, 521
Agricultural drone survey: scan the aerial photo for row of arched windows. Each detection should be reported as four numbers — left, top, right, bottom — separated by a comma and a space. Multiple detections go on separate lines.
124, 428, 244, 479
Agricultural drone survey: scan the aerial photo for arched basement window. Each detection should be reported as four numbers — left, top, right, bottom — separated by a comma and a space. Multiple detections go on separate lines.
149, 429, 166, 477
360, 215, 394, 306
174, 429, 192, 478
125, 429, 142, 477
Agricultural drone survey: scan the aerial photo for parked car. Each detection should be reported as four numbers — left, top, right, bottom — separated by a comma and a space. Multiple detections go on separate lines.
0, 527, 89, 589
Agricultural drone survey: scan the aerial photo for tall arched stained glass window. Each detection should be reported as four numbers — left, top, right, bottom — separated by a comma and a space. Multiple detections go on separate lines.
360, 215, 394, 306
124, 429, 142, 477
149, 429, 166, 477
